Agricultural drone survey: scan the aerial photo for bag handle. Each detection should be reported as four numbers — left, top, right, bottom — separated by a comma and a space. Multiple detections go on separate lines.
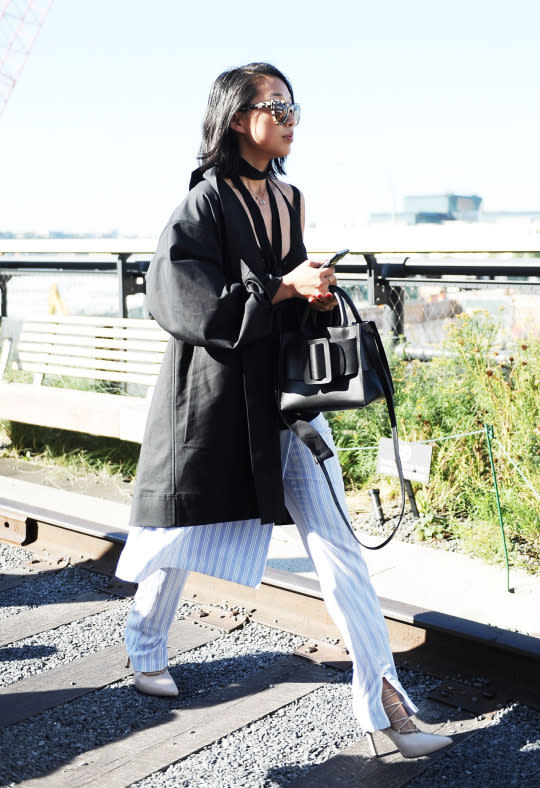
332, 284, 363, 324
300, 284, 359, 334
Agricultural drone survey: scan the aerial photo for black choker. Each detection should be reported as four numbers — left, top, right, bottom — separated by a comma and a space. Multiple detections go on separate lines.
238, 158, 270, 180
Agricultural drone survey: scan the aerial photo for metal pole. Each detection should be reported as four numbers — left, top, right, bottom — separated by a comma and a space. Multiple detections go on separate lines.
117, 255, 128, 318
0, 275, 9, 318
404, 479, 420, 518
368, 488, 385, 525
484, 424, 512, 593
383, 285, 405, 343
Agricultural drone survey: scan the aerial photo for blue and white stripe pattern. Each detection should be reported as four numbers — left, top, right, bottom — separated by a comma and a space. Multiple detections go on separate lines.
116, 518, 273, 588
120, 414, 418, 732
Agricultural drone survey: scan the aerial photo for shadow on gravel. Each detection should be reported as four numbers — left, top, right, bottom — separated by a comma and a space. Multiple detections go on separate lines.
266, 698, 540, 788
0, 565, 104, 607
0, 644, 57, 661
0, 650, 320, 785
0, 567, 65, 595
264, 719, 535, 787
265, 747, 452, 787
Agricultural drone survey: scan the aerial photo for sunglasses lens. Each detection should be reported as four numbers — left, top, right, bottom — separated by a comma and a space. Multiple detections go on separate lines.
273, 101, 288, 123
272, 101, 300, 125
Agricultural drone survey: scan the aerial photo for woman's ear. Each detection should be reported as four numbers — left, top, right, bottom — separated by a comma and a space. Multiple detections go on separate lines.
230, 112, 245, 135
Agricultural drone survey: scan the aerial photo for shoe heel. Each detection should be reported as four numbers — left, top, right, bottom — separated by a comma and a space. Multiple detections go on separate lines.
366, 732, 378, 757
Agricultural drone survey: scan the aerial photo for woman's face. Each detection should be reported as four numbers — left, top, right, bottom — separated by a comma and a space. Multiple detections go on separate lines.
232, 75, 297, 165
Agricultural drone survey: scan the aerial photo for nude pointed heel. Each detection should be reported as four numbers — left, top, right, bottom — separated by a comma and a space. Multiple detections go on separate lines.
366, 726, 452, 759
381, 726, 452, 759
367, 685, 452, 759
133, 668, 179, 697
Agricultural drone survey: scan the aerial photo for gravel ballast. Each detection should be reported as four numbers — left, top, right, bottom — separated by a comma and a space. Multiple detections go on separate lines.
1, 540, 539, 787
0, 559, 109, 621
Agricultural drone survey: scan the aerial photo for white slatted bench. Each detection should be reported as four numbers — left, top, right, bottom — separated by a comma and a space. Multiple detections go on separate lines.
0, 315, 169, 443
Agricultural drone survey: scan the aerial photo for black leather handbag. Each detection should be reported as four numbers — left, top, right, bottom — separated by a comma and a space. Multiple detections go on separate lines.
278, 286, 405, 550
279, 286, 392, 415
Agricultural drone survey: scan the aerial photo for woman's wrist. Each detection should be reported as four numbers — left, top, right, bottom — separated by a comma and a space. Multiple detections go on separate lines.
271, 277, 296, 304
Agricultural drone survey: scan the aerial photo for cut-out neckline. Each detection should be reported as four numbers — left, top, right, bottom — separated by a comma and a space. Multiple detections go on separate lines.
231, 175, 287, 269
228, 176, 300, 274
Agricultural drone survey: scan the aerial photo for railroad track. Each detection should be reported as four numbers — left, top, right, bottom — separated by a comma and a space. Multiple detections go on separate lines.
1, 496, 539, 787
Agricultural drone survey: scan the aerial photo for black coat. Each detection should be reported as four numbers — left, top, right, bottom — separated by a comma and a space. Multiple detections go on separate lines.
130, 169, 307, 527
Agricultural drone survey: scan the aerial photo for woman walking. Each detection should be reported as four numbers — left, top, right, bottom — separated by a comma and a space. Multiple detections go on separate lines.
115, 62, 451, 760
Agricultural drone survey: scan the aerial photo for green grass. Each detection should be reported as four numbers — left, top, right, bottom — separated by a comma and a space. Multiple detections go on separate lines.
329, 310, 540, 571
2, 422, 140, 480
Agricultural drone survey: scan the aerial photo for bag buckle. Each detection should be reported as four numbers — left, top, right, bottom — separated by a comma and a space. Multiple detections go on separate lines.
305, 338, 332, 384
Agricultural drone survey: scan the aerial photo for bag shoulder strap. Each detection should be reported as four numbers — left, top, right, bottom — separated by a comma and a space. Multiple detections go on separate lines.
282, 391, 405, 550
281, 288, 406, 550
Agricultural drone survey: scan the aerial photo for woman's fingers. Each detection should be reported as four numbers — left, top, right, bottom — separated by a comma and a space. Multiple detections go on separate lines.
308, 296, 338, 311
312, 262, 336, 292
282, 260, 337, 300
308, 292, 335, 303
317, 264, 336, 288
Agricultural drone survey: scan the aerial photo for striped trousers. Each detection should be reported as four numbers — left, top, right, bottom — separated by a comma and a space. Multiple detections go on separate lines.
124, 415, 417, 732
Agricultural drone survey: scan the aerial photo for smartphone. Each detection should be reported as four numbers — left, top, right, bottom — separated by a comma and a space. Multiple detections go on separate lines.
321, 249, 349, 268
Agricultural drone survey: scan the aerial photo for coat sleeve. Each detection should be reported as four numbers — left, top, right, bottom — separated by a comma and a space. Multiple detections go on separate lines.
145, 187, 282, 349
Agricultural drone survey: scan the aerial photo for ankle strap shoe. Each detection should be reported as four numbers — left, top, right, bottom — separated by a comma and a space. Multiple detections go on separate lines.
366, 725, 453, 759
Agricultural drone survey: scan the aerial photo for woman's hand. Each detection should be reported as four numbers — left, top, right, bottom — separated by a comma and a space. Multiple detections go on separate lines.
272, 260, 338, 305
308, 294, 338, 312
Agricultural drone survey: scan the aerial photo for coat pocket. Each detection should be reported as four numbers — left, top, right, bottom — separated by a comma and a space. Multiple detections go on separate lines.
182, 345, 241, 448
183, 344, 205, 445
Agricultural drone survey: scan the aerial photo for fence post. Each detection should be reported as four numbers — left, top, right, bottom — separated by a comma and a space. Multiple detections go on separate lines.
0, 274, 9, 318
363, 254, 405, 344
116, 254, 129, 318
484, 424, 512, 593
383, 285, 405, 342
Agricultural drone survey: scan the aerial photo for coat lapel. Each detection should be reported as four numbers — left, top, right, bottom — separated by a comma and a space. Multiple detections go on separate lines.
212, 171, 287, 523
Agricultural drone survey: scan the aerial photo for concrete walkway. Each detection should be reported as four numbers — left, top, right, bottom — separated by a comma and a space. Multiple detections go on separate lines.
267, 523, 540, 640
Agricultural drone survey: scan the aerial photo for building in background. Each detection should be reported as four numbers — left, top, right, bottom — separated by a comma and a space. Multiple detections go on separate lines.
370, 193, 540, 226
371, 193, 483, 224
404, 194, 483, 223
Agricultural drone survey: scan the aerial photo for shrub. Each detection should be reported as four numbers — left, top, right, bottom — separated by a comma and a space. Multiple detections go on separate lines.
329, 311, 540, 567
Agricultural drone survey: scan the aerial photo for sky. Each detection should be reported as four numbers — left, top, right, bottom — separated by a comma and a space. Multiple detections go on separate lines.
1, 0, 540, 238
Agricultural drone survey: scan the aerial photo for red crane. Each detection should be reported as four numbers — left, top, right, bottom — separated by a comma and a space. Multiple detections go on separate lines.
0, 0, 53, 118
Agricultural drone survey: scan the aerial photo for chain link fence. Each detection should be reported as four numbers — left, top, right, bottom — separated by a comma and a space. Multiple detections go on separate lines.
340, 254, 539, 353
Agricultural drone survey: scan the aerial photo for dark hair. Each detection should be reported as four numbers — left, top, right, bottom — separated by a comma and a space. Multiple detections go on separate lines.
198, 62, 294, 178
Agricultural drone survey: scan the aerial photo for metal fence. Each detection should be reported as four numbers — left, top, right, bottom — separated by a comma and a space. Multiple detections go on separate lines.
1, 242, 539, 352
334, 251, 539, 353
